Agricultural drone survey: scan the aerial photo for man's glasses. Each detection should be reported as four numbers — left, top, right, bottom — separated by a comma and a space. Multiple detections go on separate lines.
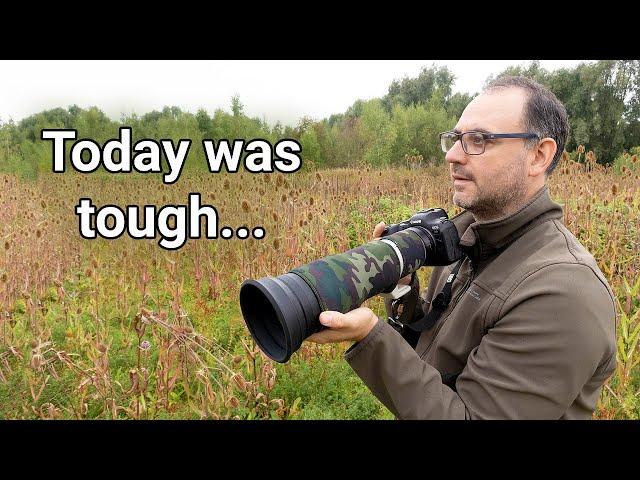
439, 131, 540, 155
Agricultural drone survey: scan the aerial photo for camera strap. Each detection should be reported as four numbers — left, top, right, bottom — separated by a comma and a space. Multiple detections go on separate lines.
405, 256, 466, 332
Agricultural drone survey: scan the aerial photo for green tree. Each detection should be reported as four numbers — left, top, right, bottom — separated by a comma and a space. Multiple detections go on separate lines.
360, 99, 397, 167
445, 92, 475, 119
231, 95, 244, 117
390, 93, 455, 165
196, 108, 213, 138
382, 64, 456, 111
299, 127, 322, 170
490, 60, 640, 164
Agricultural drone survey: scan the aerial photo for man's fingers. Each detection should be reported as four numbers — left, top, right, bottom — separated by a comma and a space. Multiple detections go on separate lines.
372, 221, 386, 240
306, 331, 328, 344
307, 307, 376, 344
319, 311, 345, 329
306, 329, 348, 344
307, 311, 349, 343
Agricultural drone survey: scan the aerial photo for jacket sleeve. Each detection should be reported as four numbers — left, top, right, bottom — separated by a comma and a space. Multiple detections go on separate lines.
345, 263, 617, 419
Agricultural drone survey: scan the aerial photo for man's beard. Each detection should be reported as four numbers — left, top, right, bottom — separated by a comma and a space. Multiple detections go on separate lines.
453, 155, 529, 221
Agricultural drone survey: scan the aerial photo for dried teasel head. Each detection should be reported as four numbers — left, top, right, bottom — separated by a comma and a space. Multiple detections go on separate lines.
267, 371, 276, 391
270, 398, 284, 410
231, 373, 248, 392
127, 369, 140, 394
30, 353, 43, 370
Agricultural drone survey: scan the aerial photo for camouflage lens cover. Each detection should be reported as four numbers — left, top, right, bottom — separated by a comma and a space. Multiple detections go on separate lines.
291, 229, 426, 312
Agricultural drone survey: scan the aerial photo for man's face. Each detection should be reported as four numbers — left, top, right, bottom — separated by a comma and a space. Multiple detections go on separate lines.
446, 87, 535, 221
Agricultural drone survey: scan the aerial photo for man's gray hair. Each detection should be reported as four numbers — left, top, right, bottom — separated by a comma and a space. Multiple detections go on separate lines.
484, 75, 569, 175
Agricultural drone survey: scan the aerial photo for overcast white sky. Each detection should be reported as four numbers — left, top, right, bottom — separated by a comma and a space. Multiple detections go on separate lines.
0, 60, 594, 127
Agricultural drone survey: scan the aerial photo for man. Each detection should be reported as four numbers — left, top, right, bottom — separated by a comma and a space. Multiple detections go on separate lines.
306, 76, 617, 419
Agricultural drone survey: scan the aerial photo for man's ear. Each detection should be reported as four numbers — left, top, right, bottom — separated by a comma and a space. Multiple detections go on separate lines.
529, 137, 557, 177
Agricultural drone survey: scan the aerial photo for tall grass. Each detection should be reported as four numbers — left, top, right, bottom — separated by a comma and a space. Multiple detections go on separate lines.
0, 151, 638, 419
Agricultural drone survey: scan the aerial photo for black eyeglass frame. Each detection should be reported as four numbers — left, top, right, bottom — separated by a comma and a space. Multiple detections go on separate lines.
439, 131, 541, 155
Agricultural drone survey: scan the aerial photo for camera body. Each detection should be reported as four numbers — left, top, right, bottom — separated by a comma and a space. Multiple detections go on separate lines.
382, 208, 463, 266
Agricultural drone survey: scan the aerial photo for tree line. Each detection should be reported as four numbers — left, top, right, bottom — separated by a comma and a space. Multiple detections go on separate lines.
1, 60, 639, 179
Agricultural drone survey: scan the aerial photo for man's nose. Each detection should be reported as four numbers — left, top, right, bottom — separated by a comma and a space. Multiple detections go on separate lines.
445, 139, 467, 165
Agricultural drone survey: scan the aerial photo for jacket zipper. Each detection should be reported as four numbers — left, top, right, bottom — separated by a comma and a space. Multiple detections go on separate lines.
419, 258, 476, 359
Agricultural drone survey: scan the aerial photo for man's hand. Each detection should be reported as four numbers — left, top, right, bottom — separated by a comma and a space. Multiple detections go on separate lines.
373, 221, 411, 286
305, 221, 414, 346
306, 308, 379, 344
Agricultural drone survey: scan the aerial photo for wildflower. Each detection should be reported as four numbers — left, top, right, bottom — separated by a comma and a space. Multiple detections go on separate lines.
140, 340, 151, 351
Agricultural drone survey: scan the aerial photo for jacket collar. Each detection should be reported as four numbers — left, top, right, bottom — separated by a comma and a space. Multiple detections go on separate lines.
450, 185, 564, 263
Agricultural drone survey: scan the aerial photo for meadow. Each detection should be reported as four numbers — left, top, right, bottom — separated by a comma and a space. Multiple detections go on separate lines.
0, 152, 638, 419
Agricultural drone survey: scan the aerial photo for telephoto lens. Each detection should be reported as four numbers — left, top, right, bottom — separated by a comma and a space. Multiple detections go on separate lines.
239, 208, 462, 363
